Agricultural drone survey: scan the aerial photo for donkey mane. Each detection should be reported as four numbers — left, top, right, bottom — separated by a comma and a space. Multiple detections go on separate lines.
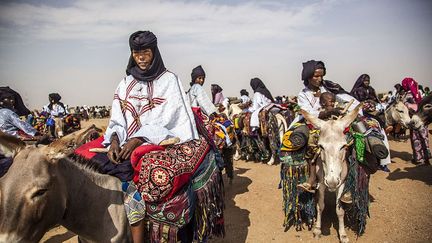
59, 155, 110, 187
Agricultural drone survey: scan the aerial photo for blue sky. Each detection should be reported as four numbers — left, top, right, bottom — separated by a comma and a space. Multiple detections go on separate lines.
0, 0, 431, 108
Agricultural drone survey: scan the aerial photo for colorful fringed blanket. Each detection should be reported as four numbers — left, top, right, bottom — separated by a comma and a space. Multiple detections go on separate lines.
74, 137, 224, 242
122, 151, 224, 243
132, 137, 210, 202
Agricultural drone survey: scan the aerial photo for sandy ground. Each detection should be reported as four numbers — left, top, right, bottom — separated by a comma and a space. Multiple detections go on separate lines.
41, 120, 432, 243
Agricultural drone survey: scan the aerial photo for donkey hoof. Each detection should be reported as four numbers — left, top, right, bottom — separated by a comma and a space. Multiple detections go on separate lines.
340, 235, 349, 243
313, 228, 321, 239
267, 158, 275, 165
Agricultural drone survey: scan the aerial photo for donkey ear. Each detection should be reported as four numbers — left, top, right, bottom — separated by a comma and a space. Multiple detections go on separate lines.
0, 131, 25, 157
300, 109, 325, 129
45, 125, 102, 160
338, 104, 362, 129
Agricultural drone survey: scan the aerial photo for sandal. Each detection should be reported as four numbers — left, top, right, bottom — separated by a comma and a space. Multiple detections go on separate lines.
297, 183, 315, 193
340, 192, 352, 204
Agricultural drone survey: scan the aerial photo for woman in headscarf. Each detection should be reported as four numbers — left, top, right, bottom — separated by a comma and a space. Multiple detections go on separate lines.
401, 77, 430, 164
187, 65, 217, 116
211, 84, 224, 105
350, 74, 379, 103
351, 74, 387, 128
249, 77, 274, 128
295, 60, 391, 194
296, 60, 359, 119
211, 84, 229, 112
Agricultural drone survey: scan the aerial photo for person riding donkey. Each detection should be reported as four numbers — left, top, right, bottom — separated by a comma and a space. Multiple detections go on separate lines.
0, 87, 50, 177
294, 91, 343, 193
42, 93, 68, 137
74, 31, 224, 243
280, 60, 389, 232
187, 65, 235, 184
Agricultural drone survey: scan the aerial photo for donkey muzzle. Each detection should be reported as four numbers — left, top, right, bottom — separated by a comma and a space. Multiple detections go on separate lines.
324, 177, 341, 191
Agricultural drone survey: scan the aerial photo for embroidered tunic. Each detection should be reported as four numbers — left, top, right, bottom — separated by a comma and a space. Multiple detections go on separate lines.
188, 83, 217, 115
103, 71, 198, 146
0, 108, 37, 137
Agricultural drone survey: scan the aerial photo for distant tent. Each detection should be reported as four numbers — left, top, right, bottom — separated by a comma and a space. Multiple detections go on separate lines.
0, 86, 31, 116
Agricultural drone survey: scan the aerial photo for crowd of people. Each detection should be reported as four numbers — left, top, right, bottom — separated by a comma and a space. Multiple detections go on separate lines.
0, 30, 430, 242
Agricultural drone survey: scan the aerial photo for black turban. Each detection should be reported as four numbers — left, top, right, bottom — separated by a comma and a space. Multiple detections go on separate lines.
49, 93, 61, 102
0, 86, 30, 116
126, 31, 166, 82
250, 78, 274, 102
301, 60, 347, 95
190, 65, 206, 86
48, 92, 67, 111
240, 89, 249, 96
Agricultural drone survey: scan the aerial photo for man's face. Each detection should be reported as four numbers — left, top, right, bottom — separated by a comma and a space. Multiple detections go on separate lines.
132, 48, 154, 71
308, 68, 324, 89
1, 96, 15, 108
195, 76, 205, 85
363, 78, 370, 87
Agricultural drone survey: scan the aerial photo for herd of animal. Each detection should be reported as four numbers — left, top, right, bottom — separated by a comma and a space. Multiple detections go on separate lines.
0, 94, 431, 242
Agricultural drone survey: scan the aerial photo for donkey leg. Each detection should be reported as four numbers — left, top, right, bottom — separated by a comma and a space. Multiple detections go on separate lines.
336, 183, 349, 243
233, 147, 241, 161
313, 184, 325, 239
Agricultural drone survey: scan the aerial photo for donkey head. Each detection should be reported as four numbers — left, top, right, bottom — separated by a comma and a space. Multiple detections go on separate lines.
301, 105, 361, 191
0, 126, 100, 242
386, 99, 413, 129
411, 94, 432, 129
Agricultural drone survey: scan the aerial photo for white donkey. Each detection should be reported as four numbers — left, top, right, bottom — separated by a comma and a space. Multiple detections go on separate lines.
384, 98, 413, 130
301, 105, 362, 243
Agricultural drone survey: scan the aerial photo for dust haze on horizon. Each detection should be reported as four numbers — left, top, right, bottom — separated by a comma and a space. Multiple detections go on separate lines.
0, 0, 431, 109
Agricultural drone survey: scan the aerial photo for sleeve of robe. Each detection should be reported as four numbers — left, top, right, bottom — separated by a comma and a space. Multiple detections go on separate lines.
8, 110, 37, 136
297, 91, 320, 117
192, 84, 217, 115
102, 80, 128, 147
250, 92, 270, 112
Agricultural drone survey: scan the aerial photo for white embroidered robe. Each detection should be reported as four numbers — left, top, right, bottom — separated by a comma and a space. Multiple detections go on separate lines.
103, 71, 199, 146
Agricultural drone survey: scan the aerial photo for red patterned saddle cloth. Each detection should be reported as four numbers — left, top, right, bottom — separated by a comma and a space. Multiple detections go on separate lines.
131, 137, 210, 202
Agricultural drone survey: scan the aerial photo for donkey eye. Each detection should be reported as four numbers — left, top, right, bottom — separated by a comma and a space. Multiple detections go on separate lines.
424, 104, 432, 110
396, 109, 403, 113
31, 189, 48, 199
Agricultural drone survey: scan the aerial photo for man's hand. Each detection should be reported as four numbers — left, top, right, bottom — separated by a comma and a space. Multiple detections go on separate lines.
118, 137, 144, 161
107, 138, 121, 164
